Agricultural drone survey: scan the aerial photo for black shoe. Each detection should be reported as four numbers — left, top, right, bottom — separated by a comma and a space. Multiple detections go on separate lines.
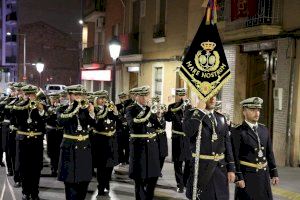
0, 162, 5, 167
177, 187, 184, 193
97, 191, 107, 196
14, 182, 21, 188
22, 194, 31, 200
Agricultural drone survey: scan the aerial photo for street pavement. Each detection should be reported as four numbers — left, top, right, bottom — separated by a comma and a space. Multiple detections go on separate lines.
1, 157, 300, 200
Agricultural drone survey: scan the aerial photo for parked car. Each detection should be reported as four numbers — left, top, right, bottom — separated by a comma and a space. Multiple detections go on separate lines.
45, 84, 66, 94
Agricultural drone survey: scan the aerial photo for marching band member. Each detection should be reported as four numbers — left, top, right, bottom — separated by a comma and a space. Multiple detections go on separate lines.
126, 86, 162, 200
91, 90, 119, 196
151, 96, 168, 173
183, 96, 235, 200
45, 92, 63, 177
57, 85, 94, 200
13, 84, 46, 200
164, 88, 192, 193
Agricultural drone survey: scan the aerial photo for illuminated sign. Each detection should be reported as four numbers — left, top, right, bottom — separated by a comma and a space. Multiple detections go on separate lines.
81, 70, 111, 81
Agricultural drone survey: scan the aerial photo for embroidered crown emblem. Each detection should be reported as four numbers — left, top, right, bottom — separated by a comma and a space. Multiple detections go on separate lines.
201, 41, 216, 51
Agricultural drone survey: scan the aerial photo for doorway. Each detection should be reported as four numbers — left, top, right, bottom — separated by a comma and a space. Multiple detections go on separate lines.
246, 51, 276, 136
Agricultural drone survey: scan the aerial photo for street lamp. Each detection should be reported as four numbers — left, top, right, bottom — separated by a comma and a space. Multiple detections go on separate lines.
36, 60, 45, 87
109, 36, 121, 102
7, 32, 26, 81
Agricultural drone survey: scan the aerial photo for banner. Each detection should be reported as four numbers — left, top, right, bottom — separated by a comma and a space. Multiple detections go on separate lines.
231, 0, 258, 21
179, 7, 231, 102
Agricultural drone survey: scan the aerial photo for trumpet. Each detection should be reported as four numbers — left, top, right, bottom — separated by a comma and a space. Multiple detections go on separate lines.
106, 101, 116, 112
159, 104, 167, 112
80, 99, 89, 109
29, 100, 38, 109
150, 102, 158, 114
151, 102, 167, 114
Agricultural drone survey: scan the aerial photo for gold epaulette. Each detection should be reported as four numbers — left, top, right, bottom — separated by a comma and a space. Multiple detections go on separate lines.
60, 104, 80, 118
133, 110, 152, 123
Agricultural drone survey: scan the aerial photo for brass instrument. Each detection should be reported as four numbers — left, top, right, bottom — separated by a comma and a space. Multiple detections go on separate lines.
47, 103, 61, 115
159, 104, 167, 112
28, 89, 48, 110
150, 101, 158, 114
36, 88, 49, 105
29, 100, 38, 109
80, 99, 89, 109
106, 101, 116, 112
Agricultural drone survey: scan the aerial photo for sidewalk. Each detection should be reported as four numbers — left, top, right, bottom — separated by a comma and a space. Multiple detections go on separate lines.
1, 162, 300, 200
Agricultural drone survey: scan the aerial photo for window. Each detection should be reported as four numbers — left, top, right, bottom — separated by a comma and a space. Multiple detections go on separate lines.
140, 0, 146, 17
159, 0, 166, 25
154, 67, 163, 101
153, 0, 166, 38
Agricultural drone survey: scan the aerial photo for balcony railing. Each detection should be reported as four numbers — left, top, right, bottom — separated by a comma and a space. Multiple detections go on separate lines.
82, 45, 104, 65
222, 0, 281, 31
83, 0, 106, 17
6, 56, 16, 63
153, 23, 166, 38
120, 33, 140, 56
6, 34, 17, 43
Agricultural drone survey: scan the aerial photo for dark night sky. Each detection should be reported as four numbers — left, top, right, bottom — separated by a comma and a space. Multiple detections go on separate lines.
18, 0, 82, 41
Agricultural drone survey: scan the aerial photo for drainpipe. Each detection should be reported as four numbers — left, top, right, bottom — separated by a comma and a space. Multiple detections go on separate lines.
286, 37, 296, 166
120, 0, 125, 96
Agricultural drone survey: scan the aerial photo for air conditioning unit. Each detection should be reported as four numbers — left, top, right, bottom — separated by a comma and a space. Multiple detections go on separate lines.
96, 17, 105, 29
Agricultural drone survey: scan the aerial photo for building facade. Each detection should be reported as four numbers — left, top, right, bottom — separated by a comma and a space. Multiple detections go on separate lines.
120, 0, 300, 166
81, 0, 124, 99
0, 0, 18, 93
18, 22, 80, 87
109, 0, 300, 167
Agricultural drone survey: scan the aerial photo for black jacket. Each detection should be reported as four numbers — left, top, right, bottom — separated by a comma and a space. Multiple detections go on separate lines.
183, 108, 235, 200
91, 105, 119, 167
231, 121, 278, 200
165, 100, 191, 161
126, 103, 161, 179
57, 100, 93, 183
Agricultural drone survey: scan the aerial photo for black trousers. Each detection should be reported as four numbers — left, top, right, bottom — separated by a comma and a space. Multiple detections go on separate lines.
5, 129, 21, 182
117, 130, 129, 164
174, 160, 190, 188
134, 177, 158, 200
159, 157, 165, 171
17, 139, 43, 197
0, 126, 3, 164
46, 128, 63, 172
97, 166, 113, 193
64, 182, 89, 200
2, 124, 11, 170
